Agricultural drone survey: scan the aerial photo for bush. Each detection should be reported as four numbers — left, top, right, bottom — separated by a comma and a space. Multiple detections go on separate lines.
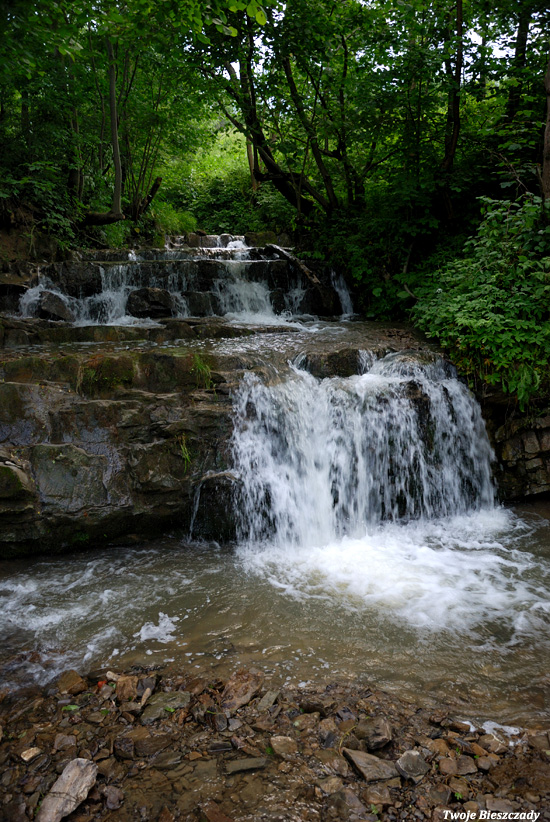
413, 196, 550, 408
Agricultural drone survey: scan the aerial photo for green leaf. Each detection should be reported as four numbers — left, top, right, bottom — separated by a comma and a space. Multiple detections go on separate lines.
255, 9, 267, 25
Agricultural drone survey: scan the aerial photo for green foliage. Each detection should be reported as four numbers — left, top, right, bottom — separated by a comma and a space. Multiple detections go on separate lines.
162, 128, 294, 234
149, 201, 197, 235
413, 197, 550, 408
176, 433, 192, 472
192, 353, 214, 389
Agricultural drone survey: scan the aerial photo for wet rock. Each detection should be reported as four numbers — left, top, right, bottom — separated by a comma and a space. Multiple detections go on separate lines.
527, 731, 550, 750
35, 758, 98, 822
152, 751, 183, 769
270, 736, 298, 759
116, 675, 139, 702
221, 668, 264, 714
57, 671, 87, 696
113, 735, 135, 760
478, 733, 508, 755
328, 787, 374, 821
456, 754, 477, 774
104, 785, 124, 810
225, 757, 268, 774
21, 747, 42, 762
141, 690, 191, 724
0, 460, 34, 500
38, 291, 76, 323
53, 735, 77, 754
257, 690, 279, 711
133, 729, 173, 758
315, 748, 349, 777
342, 748, 399, 782
126, 287, 175, 318
439, 757, 458, 776
316, 776, 344, 794
355, 716, 392, 750
201, 800, 235, 822
395, 750, 430, 783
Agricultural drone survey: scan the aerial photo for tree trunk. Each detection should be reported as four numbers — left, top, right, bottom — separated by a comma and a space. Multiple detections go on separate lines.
246, 139, 259, 192
440, 0, 463, 173
542, 48, 550, 202
106, 37, 123, 217
506, 4, 532, 121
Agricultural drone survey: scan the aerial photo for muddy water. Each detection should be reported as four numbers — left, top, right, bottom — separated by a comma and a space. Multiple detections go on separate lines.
1, 320, 549, 728
0, 504, 549, 727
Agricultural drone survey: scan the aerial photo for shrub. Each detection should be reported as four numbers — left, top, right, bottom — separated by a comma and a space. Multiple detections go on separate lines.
413, 196, 550, 408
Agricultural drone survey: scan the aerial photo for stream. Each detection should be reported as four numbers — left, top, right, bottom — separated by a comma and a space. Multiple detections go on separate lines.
1, 237, 550, 729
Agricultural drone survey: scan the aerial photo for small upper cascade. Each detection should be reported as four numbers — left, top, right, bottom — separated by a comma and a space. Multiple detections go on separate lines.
232, 349, 495, 548
15, 234, 346, 326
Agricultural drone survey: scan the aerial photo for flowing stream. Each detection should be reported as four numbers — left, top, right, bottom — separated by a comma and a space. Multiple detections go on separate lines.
2, 241, 550, 727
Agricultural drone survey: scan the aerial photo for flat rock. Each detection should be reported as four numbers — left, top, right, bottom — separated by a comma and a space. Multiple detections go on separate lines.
486, 797, 515, 813
316, 776, 344, 794
395, 750, 430, 783
225, 757, 268, 774
456, 754, 477, 774
439, 757, 458, 776
328, 787, 373, 821
270, 735, 298, 759
134, 731, 173, 758
35, 758, 98, 822
355, 716, 392, 750
221, 668, 264, 713
315, 748, 349, 777
21, 747, 42, 763
342, 748, 398, 782
141, 691, 191, 724
57, 670, 87, 696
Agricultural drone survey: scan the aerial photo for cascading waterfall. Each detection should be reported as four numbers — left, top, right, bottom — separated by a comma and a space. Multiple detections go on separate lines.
232, 351, 495, 548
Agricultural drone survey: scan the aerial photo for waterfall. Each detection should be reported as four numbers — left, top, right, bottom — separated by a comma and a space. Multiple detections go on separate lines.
232, 351, 495, 547
330, 269, 354, 315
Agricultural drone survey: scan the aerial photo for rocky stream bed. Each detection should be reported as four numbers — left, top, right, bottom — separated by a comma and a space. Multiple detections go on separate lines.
1, 664, 549, 822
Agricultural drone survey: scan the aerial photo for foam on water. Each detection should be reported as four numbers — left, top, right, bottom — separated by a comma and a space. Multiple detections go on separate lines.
236, 508, 550, 636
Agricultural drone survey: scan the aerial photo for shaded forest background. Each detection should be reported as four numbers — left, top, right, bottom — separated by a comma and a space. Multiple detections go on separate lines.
1, 0, 550, 407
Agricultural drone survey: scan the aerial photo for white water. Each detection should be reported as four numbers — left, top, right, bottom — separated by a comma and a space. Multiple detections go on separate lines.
18, 236, 354, 325
233, 352, 495, 547
229, 353, 550, 636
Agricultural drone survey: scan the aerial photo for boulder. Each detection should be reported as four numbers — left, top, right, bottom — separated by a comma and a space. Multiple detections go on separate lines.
38, 290, 76, 322
126, 287, 175, 318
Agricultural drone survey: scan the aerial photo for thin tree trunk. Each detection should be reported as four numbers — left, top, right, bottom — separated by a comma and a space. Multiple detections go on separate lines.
506, 4, 532, 121
106, 37, 123, 218
246, 139, 258, 191
440, 0, 463, 173
542, 48, 550, 202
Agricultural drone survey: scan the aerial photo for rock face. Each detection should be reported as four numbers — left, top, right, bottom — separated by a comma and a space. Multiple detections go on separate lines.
489, 411, 550, 498
0, 317, 247, 557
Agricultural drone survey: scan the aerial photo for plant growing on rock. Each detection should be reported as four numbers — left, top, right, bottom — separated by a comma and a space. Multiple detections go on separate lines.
191, 353, 214, 390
